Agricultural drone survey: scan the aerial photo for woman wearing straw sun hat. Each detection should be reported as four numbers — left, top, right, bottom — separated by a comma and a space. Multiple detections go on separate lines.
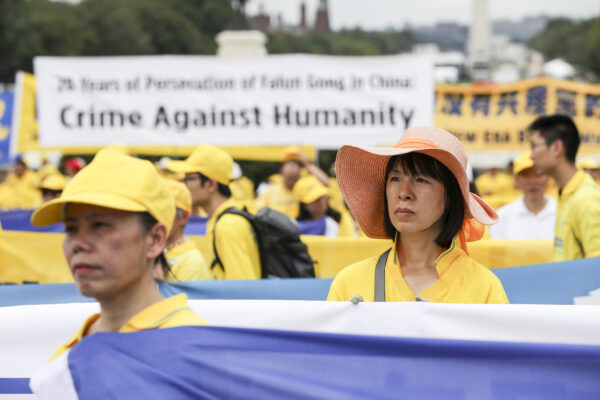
30, 149, 207, 360
327, 126, 508, 303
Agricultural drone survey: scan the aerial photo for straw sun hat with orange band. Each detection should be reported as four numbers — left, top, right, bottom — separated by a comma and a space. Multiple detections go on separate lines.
335, 126, 498, 251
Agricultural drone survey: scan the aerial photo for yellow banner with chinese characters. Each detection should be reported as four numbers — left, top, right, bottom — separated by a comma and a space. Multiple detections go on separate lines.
435, 77, 600, 153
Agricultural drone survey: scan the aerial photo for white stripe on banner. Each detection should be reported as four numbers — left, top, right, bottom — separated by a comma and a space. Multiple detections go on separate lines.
1, 300, 599, 380
29, 353, 76, 400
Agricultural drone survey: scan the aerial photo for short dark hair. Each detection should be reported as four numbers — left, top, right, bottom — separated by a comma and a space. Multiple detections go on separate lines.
197, 172, 231, 198
41, 189, 62, 197
297, 203, 341, 223
383, 153, 465, 249
137, 212, 170, 275
528, 115, 580, 163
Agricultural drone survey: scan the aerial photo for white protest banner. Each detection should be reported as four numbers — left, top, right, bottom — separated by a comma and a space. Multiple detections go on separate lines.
34, 54, 433, 149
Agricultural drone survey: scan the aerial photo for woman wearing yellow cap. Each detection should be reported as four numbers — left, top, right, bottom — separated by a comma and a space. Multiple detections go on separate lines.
31, 149, 207, 360
38, 173, 67, 203
158, 179, 210, 281
328, 126, 508, 303
293, 175, 341, 237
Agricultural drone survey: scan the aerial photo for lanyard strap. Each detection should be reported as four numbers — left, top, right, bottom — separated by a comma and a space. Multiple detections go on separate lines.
374, 248, 391, 302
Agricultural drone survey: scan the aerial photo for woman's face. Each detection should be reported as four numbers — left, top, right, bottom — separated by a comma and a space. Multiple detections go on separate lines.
63, 204, 155, 300
305, 196, 328, 219
385, 161, 446, 237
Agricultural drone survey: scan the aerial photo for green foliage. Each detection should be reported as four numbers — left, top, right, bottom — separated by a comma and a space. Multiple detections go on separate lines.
528, 17, 600, 78
0, 0, 417, 83
0, 0, 240, 82
267, 29, 416, 56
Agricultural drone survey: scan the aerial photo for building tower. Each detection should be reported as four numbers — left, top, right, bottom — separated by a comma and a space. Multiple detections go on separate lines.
468, 0, 491, 80
299, 2, 307, 32
250, 4, 270, 31
314, 0, 331, 34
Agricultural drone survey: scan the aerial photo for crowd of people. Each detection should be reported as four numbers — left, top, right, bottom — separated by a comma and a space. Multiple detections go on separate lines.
1, 114, 599, 289
0, 113, 599, 370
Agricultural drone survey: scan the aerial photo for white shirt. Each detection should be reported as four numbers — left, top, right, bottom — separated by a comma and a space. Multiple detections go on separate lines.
489, 195, 557, 240
324, 216, 339, 238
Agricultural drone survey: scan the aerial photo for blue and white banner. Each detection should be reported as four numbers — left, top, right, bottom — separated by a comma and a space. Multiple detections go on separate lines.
0, 91, 14, 166
29, 324, 600, 399
34, 54, 433, 148
0, 210, 64, 233
1, 300, 600, 397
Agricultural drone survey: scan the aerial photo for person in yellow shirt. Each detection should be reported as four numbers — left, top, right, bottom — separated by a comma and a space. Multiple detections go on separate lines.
293, 175, 356, 237
529, 115, 600, 261
35, 156, 60, 184
327, 126, 508, 304
156, 179, 210, 281
1, 155, 41, 209
168, 145, 261, 280
37, 173, 67, 203
489, 151, 556, 240
230, 162, 257, 213
30, 149, 207, 360
577, 156, 600, 184
475, 165, 519, 210
255, 146, 330, 218
475, 166, 515, 197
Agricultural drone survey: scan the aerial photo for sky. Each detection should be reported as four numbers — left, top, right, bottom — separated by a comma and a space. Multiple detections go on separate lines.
245, 0, 599, 30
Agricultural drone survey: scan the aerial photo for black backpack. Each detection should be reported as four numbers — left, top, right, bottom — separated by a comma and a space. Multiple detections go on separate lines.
211, 207, 315, 278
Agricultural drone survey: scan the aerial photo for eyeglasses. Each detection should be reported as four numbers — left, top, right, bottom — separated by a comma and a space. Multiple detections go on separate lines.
181, 174, 200, 184
530, 141, 547, 151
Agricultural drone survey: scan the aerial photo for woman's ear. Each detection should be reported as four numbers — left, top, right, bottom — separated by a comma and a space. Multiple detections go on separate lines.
146, 223, 168, 260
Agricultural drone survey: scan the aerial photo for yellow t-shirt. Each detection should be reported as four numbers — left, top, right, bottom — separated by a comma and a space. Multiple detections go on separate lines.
0, 171, 41, 209
328, 177, 345, 213
327, 237, 508, 304
255, 181, 299, 219
51, 294, 207, 360
475, 172, 515, 197
166, 240, 210, 281
230, 176, 257, 213
553, 170, 600, 261
208, 199, 261, 280
337, 208, 357, 238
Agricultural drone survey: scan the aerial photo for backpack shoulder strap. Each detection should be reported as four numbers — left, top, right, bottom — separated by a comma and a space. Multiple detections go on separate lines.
374, 248, 392, 302
210, 207, 261, 274
210, 207, 239, 271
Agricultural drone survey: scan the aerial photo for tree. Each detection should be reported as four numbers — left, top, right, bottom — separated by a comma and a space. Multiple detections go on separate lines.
0, 0, 242, 83
529, 17, 600, 79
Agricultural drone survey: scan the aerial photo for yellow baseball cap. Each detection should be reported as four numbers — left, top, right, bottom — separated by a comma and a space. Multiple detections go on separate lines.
38, 174, 67, 191
293, 175, 329, 204
282, 146, 303, 162
577, 156, 599, 170
164, 179, 192, 214
166, 145, 233, 185
513, 151, 534, 175
105, 143, 130, 155
31, 149, 175, 232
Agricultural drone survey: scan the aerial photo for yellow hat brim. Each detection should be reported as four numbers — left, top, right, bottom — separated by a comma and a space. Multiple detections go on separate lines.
31, 192, 147, 227
301, 187, 329, 204
166, 160, 198, 174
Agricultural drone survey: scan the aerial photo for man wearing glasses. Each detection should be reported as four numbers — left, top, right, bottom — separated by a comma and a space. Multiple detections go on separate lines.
168, 145, 261, 279
529, 115, 600, 261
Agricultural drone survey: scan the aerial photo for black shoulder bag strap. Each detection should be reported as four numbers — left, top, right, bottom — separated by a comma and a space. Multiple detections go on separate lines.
374, 248, 392, 302
210, 207, 236, 271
